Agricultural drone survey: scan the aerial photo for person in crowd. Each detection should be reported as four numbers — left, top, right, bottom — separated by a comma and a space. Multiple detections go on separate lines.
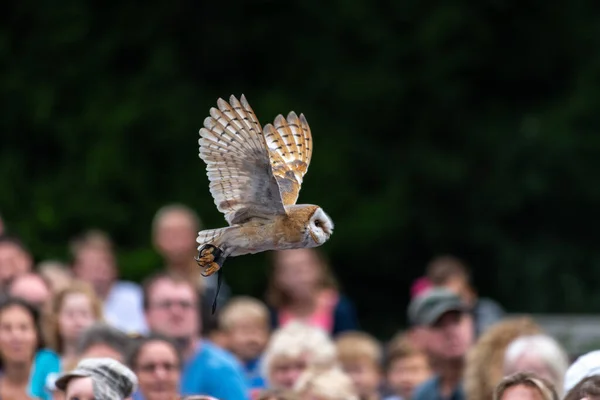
294, 366, 358, 400
464, 317, 542, 400
503, 334, 569, 398
266, 249, 358, 336
0, 234, 34, 290
493, 372, 558, 400
219, 296, 271, 394
7, 272, 53, 311
383, 334, 432, 400
262, 321, 337, 390
129, 334, 183, 400
426, 255, 504, 336
409, 288, 475, 400
564, 375, 600, 400
55, 357, 138, 400
70, 229, 147, 334
142, 271, 248, 399
46, 322, 132, 399
37, 261, 73, 295
152, 204, 231, 332
47, 281, 103, 371
564, 350, 600, 395
0, 297, 60, 400
335, 331, 383, 400
255, 388, 300, 400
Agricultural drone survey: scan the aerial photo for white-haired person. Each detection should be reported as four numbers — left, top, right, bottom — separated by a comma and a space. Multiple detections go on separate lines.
502, 334, 569, 398
294, 366, 358, 400
262, 321, 337, 390
55, 357, 138, 400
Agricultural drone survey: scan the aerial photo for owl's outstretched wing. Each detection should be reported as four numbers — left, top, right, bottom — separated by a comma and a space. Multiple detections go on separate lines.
263, 112, 313, 206
199, 95, 286, 225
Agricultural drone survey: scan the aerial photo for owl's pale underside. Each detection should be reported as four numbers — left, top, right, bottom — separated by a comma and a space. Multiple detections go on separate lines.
195, 94, 334, 280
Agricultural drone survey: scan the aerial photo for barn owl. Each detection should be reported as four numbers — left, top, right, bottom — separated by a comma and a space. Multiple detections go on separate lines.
195, 95, 334, 279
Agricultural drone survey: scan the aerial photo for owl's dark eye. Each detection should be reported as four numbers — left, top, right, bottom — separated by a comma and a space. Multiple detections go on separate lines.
314, 220, 322, 228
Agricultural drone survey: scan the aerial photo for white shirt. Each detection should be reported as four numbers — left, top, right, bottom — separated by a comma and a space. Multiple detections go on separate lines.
103, 281, 148, 334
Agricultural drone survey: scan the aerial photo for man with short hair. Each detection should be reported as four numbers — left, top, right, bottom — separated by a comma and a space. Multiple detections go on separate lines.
410, 288, 475, 400
426, 255, 504, 336
0, 234, 33, 289
143, 272, 248, 400
152, 204, 230, 316
8, 272, 52, 311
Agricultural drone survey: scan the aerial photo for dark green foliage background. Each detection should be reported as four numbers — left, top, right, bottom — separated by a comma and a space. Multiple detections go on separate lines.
3, 0, 600, 337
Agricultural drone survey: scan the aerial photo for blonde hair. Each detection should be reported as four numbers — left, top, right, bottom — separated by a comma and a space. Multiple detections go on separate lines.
37, 260, 73, 293
335, 331, 382, 368
46, 280, 104, 356
494, 372, 558, 400
385, 333, 428, 370
262, 321, 337, 383
294, 367, 358, 400
218, 296, 270, 331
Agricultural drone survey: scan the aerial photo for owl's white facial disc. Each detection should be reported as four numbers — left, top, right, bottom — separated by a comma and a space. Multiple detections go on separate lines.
307, 207, 334, 245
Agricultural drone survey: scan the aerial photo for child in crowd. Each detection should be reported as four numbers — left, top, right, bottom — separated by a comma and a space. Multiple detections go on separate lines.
336, 331, 383, 400
384, 333, 432, 400
219, 296, 271, 395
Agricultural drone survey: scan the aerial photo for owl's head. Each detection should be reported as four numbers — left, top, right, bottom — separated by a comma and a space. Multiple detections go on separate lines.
307, 207, 334, 246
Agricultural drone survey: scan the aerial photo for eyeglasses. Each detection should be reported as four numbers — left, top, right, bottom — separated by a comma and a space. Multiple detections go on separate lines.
138, 362, 179, 373
151, 300, 195, 310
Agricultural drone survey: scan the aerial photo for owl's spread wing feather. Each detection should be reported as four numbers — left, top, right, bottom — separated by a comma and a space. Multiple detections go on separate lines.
199, 95, 287, 225
263, 112, 313, 205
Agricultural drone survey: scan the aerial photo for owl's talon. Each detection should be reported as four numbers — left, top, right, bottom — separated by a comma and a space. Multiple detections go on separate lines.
195, 244, 225, 277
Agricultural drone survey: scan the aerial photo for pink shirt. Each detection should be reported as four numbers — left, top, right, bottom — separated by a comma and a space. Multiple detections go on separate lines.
278, 289, 339, 333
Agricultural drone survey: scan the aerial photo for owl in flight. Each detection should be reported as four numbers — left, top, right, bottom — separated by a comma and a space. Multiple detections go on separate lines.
195, 95, 334, 277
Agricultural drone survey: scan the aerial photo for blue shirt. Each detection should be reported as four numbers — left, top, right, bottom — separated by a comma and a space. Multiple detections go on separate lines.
104, 281, 148, 335
29, 349, 61, 400
413, 376, 465, 400
134, 340, 249, 400
181, 341, 249, 399
243, 357, 266, 391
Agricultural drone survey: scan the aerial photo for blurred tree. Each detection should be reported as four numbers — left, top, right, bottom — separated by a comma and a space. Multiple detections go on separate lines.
2, 0, 600, 337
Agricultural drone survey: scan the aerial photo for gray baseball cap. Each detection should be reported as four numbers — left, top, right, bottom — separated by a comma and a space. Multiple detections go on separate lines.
55, 358, 138, 400
408, 288, 469, 326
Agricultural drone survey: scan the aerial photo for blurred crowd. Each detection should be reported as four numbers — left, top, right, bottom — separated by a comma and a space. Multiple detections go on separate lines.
0, 205, 599, 400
